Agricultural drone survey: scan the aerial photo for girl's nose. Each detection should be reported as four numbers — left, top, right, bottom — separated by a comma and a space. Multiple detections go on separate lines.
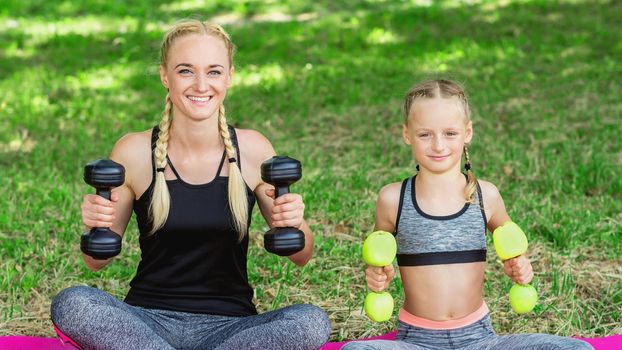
432, 135, 445, 151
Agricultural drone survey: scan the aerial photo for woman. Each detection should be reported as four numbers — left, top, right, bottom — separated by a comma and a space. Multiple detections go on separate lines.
51, 19, 331, 350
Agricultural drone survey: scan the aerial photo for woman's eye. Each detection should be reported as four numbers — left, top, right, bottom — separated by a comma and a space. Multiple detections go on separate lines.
178, 69, 192, 75
208, 70, 222, 76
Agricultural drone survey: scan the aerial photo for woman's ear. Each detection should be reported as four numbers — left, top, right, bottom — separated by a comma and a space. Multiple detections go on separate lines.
227, 66, 234, 88
159, 65, 169, 89
465, 120, 473, 144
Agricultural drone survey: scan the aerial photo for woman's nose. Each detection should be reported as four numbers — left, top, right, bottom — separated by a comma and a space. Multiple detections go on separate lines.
194, 74, 209, 92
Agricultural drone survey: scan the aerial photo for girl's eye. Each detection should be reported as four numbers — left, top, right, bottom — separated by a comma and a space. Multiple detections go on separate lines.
446, 131, 458, 136
418, 133, 430, 138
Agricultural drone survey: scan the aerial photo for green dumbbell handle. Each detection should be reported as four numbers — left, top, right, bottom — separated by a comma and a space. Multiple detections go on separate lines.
362, 231, 397, 322
493, 222, 538, 314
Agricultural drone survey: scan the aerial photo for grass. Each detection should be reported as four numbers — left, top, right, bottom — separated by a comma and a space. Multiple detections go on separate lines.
1, 0, 621, 341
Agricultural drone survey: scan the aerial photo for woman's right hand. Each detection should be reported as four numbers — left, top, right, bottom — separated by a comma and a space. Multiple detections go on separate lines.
365, 264, 395, 292
80, 192, 119, 229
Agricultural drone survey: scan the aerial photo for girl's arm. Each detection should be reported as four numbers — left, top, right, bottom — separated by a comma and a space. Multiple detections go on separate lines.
366, 183, 401, 292
480, 180, 533, 285
374, 183, 400, 232
480, 180, 511, 232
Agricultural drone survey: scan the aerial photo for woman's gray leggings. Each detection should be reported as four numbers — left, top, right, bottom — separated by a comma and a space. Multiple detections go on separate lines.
341, 316, 593, 350
51, 286, 331, 350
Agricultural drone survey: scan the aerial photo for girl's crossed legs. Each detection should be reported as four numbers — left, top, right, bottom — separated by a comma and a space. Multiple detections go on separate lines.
341, 316, 592, 350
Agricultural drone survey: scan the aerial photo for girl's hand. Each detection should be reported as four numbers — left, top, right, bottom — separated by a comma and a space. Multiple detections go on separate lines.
81, 192, 119, 229
265, 188, 305, 229
503, 254, 534, 285
365, 265, 395, 292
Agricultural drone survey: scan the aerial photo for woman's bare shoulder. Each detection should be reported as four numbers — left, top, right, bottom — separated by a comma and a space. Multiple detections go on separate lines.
235, 128, 275, 165
110, 129, 152, 163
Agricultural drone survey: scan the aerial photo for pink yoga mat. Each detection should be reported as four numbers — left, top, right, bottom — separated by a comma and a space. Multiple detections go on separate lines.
0, 336, 76, 350
318, 332, 622, 350
320, 331, 397, 349
1, 332, 620, 349
575, 335, 622, 349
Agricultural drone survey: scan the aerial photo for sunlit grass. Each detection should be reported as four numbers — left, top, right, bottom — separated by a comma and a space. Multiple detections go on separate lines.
234, 63, 287, 87
0, 16, 140, 44
1, 0, 620, 341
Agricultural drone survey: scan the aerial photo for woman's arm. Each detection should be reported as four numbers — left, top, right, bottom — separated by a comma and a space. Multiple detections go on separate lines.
256, 183, 313, 266
80, 131, 151, 271
238, 129, 313, 266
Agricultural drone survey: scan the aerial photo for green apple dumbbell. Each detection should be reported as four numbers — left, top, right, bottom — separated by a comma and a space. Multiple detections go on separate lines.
493, 221, 538, 314
362, 230, 397, 322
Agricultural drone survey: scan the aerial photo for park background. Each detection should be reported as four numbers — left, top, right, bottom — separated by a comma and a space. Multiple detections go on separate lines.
1, 0, 620, 341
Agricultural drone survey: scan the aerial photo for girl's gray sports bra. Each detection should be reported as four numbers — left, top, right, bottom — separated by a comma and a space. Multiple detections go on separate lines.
394, 175, 488, 266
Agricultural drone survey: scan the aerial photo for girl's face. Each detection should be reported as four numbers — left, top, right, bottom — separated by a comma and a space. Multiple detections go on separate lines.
403, 97, 472, 174
159, 34, 233, 122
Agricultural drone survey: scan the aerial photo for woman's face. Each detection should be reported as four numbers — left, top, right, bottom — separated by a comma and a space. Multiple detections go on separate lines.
403, 97, 472, 174
159, 33, 233, 122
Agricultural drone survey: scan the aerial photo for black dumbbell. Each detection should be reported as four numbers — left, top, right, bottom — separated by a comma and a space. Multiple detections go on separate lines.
80, 159, 125, 260
261, 156, 305, 256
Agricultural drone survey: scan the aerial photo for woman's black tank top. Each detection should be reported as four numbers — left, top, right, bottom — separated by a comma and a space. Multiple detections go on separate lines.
125, 125, 258, 316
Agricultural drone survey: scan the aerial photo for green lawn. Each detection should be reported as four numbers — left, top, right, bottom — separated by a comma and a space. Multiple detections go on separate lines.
1, 0, 621, 340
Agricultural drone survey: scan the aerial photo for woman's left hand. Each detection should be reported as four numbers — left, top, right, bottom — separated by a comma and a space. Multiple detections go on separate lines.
265, 188, 305, 229
503, 254, 534, 285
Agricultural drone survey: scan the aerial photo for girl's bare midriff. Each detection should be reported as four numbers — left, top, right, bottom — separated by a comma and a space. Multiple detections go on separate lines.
400, 262, 485, 321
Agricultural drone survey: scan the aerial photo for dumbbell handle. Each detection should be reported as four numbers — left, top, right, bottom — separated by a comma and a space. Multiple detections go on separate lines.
362, 231, 397, 322
82, 159, 125, 260
95, 187, 112, 201
274, 185, 290, 198
493, 222, 538, 314
261, 156, 304, 256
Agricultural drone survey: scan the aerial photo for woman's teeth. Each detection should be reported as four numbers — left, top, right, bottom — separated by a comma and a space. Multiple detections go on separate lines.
188, 96, 211, 102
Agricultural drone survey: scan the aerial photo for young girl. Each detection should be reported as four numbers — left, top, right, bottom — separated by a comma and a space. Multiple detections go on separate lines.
343, 80, 592, 350
51, 20, 330, 350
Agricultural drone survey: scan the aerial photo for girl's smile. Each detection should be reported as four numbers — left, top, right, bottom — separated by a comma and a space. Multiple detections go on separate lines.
403, 97, 472, 173
428, 154, 450, 161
